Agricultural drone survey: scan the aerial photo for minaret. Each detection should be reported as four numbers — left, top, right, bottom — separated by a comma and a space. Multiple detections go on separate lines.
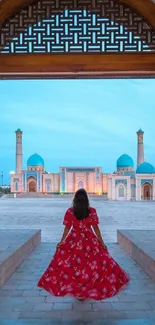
137, 128, 144, 166
15, 128, 23, 173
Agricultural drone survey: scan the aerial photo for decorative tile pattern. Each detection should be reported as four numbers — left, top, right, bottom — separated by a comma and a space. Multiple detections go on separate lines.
141, 179, 153, 186
115, 180, 127, 186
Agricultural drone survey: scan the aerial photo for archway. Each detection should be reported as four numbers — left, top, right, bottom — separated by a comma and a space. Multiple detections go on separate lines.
117, 184, 126, 200
46, 182, 51, 193
142, 182, 152, 200
78, 181, 84, 189
0, 0, 155, 78
15, 182, 18, 192
27, 177, 37, 192
29, 181, 37, 192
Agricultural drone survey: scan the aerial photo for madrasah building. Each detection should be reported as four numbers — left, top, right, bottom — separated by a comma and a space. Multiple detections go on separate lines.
10, 128, 155, 201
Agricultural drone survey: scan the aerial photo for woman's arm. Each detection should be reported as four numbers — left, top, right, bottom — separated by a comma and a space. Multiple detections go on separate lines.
57, 226, 71, 248
92, 225, 107, 249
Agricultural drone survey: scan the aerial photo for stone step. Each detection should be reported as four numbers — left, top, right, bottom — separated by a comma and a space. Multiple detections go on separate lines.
117, 230, 155, 281
6, 193, 108, 199
0, 230, 41, 288
0, 318, 154, 324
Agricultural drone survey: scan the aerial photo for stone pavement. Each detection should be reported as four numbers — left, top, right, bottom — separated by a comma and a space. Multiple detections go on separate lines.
0, 243, 155, 322
0, 198, 155, 242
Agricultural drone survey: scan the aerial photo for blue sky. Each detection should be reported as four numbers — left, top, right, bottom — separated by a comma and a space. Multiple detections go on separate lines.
0, 79, 155, 185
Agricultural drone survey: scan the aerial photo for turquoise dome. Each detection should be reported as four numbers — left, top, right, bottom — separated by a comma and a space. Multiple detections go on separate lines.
27, 153, 44, 167
117, 154, 134, 168
136, 162, 155, 174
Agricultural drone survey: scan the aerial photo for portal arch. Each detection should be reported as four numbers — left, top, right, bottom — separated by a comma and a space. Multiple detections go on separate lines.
78, 181, 85, 189
142, 182, 152, 200
27, 176, 37, 192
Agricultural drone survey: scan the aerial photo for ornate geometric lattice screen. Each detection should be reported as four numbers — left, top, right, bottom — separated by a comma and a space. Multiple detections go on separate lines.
0, 0, 155, 53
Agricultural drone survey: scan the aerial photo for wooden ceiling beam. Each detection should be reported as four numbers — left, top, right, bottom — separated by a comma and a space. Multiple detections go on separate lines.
0, 53, 155, 79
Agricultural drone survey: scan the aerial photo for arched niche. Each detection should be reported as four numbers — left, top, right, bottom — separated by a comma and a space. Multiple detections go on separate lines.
78, 181, 85, 189
142, 182, 152, 200
116, 183, 127, 200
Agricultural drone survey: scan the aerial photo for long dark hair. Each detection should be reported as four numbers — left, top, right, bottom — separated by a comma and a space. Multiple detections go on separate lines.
72, 189, 90, 220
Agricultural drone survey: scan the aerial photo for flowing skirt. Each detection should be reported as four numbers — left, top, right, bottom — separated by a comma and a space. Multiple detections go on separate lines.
38, 230, 129, 300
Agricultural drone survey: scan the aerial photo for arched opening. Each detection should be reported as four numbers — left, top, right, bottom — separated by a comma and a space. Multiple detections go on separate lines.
78, 181, 84, 189
0, 0, 155, 78
46, 182, 51, 193
15, 182, 18, 191
117, 184, 126, 200
142, 182, 152, 200
119, 185, 124, 198
27, 176, 37, 192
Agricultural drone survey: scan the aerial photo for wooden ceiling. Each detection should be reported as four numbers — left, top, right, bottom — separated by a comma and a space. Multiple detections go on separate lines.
0, 0, 155, 29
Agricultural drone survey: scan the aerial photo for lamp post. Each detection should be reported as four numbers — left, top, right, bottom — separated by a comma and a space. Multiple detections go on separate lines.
1, 171, 3, 187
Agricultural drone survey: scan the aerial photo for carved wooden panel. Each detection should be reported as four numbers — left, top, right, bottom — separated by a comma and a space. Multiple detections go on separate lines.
0, 0, 155, 53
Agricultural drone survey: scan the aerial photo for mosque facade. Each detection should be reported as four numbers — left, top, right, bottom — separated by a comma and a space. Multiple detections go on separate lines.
10, 128, 155, 200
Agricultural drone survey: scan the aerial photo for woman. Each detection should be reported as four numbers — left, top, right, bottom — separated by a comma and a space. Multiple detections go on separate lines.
38, 189, 129, 300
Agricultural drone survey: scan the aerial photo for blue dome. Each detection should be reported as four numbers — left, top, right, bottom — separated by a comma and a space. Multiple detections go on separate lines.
117, 154, 134, 168
27, 153, 44, 167
136, 162, 155, 174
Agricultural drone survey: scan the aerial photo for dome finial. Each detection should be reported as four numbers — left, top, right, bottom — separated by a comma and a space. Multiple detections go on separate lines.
16, 128, 22, 133
137, 128, 144, 133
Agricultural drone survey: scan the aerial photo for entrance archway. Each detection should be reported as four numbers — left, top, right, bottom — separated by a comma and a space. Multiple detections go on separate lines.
27, 177, 37, 192
78, 181, 84, 189
142, 182, 152, 200
0, 0, 155, 78
29, 181, 37, 192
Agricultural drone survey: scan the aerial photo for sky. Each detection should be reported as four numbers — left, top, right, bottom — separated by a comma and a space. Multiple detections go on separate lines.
0, 79, 155, 185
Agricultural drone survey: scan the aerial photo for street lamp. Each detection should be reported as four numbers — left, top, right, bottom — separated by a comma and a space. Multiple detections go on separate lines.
1, 171, 3, 187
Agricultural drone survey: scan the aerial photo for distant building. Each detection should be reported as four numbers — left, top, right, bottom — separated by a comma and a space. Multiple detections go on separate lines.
10, 128, 155, 200
10, 129, 107, 195
108, 129, 155, 200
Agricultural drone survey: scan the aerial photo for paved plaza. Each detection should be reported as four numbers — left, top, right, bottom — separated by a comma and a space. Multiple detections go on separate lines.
0, 243, 155, 321
0, 197, 155, 323
0, 197, 155, 242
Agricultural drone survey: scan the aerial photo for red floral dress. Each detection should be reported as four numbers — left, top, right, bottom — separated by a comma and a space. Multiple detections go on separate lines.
38, 207, 129, 300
